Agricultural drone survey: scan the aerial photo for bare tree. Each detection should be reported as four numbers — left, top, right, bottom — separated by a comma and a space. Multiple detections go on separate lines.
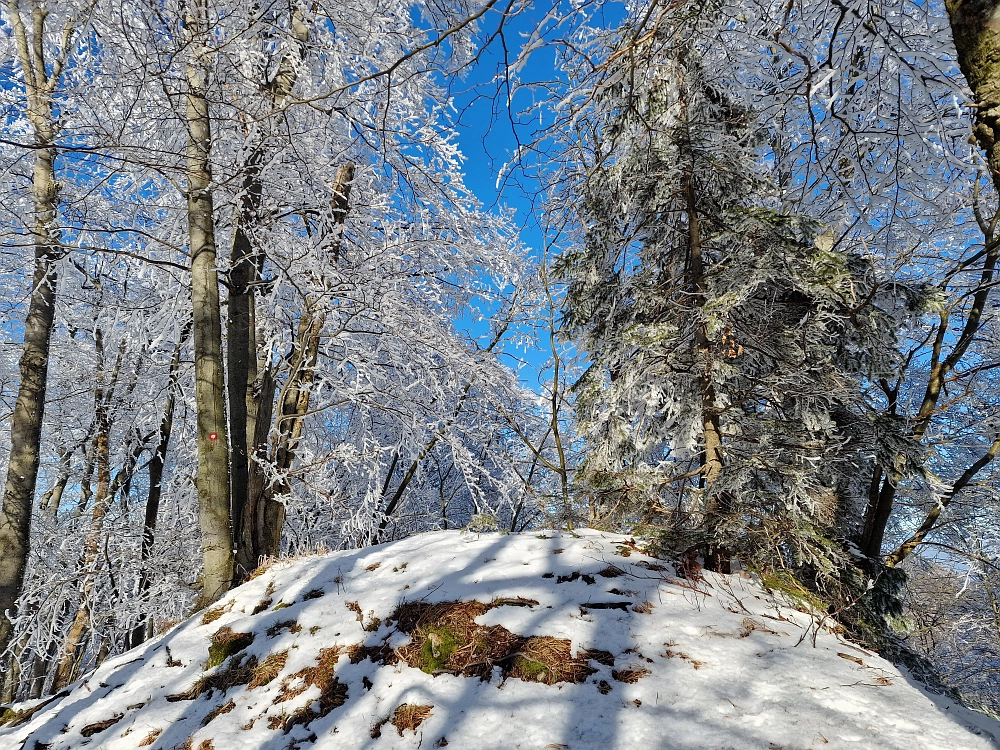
0, 0, 98, 663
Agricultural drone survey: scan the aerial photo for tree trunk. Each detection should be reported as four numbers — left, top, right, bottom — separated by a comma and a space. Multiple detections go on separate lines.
238, 164, 355, 568
859, 0, 1000, 559
186, 0, 233, 607
52, 331, 119, 691
230, 6, 315, 578
226, 155, 262, 578
684, 176, 728, 571
0, 0, 79, 663
128, 325, 188, 649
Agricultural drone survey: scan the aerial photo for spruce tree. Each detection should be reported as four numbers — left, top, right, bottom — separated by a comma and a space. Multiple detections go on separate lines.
556, 5, 911, 590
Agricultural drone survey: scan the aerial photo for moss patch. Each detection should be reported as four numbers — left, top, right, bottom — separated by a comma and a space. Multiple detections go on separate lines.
761, 571, 827, 612
363, 599, 597, 685
207, 627, 255, 669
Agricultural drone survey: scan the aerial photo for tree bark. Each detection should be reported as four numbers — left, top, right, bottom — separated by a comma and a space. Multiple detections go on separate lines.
685, 176, 728, 571
230, 3, 314, 579
186, 0, 234, 607
0, 0, 93, 663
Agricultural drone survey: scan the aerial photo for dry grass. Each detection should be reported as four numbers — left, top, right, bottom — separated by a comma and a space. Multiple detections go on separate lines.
138, 729, 162, 746
202, 606, 228, 626
252, 598, 272, 615
366, 562, 381, 571
198, 740, 215, 750
202, 700, 235, 726
612, 666, 651, 683
345, 601, 363, 621
598, 565, 626, 578
193, 655, 258, 698
509, 636, 596, 685
662, 646, 705, 669
80, 714, 123, 738
192, 647, 287, 700
266, 620, 301, 638
390, 703, 433, 735
275, 647, 349, 732
632, 601, 654, 614
249, 651, 288, 689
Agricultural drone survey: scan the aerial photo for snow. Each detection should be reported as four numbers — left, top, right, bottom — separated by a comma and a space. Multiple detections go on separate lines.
2, 529, 998, 750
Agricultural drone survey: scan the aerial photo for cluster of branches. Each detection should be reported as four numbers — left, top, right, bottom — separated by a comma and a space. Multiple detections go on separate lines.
0, 0, 580, 701
504, 0, 1000, 702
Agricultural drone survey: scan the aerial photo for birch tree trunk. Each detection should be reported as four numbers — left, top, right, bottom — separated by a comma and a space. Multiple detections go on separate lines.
0, 0, 94, 664
185, 0, 233, 607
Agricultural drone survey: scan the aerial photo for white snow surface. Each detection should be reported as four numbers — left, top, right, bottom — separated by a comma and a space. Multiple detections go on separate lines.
3, 529, 998, 750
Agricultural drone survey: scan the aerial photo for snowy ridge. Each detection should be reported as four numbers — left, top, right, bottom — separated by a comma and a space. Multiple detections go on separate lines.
1, 530, 997, 750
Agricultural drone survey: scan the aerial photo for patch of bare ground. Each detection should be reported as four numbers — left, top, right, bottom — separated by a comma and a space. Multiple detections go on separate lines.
0, 691, 68, 728
80, 714, 123, 737
356, 599, 599, 685
138, 728, 162, 746
612, 666, 651, 683
202, 700, 235, 726
274, 647, 348, 732
266, 620, 301, 638
173, 648, 287, 702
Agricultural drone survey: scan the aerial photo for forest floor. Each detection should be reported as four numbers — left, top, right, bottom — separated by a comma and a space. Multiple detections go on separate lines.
1, 529, 998, 749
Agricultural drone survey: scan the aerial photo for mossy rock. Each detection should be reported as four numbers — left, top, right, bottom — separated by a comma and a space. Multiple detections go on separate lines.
206, 627, 255, 669
0, 707, 17, 726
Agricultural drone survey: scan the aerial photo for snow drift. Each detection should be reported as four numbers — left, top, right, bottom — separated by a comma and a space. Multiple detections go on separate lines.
1, 530, 997, 750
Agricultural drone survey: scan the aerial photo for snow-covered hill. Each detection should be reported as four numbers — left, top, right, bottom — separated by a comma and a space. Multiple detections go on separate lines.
2, 530, 997, 750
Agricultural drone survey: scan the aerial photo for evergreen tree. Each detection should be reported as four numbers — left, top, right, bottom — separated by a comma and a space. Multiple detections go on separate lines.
555, 4, 913, 588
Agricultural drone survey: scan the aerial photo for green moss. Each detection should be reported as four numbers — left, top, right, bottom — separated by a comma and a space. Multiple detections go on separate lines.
273, 602, 290, 611
417, 627, 457, 673
206, 628, 255, 670
510, 655, 550, 682
761, 571, 827, 612
0, 708, 17, 726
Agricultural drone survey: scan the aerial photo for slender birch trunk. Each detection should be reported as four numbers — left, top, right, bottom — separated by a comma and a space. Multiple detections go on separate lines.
51, 332, 122, 690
